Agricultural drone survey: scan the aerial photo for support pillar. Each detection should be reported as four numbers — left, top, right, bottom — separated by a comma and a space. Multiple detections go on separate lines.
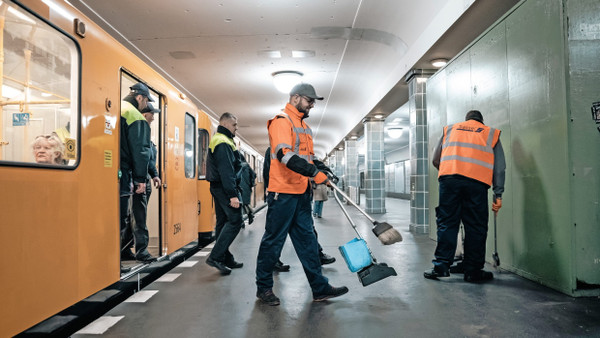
344, 139, 359, 204
407, 70, 433, 233
363, 118, 385, 214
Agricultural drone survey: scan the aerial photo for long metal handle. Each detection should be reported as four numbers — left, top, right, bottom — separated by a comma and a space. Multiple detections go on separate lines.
330, 183, 375, 223
332, 187, 363, 239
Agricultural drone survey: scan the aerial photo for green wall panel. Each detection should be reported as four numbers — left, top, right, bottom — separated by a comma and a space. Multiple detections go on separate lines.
566, 0, 600, 289
506, 0, 571, 293
469, 22, 514, 269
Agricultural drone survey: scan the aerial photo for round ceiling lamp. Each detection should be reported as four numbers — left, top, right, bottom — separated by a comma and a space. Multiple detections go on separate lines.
387, 127, 404, 139
431, 58, 448, 68
272, 70, 303, 94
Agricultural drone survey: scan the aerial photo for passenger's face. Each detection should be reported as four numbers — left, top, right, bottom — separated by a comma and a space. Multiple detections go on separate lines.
34, 138, 56, 163
222, 117, 238, 136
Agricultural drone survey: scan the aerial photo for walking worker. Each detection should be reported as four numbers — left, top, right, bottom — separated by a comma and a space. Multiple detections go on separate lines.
120, 82, 155, 262
312, 182, 328, 218
425, 110, 506, 283
238, 156, 256, 225
255, 83, 348, 306
205, 112, 244, 275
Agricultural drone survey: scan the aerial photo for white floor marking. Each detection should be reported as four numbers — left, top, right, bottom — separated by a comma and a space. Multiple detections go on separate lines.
75, 316, 124, 334
177, 260, 199, 268
194, 251, 210, 257
124, 290, 159, 303
155, 273, 181, 282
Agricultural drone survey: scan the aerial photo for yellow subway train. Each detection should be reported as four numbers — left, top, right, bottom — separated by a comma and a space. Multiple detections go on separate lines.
0, 0, 224, 335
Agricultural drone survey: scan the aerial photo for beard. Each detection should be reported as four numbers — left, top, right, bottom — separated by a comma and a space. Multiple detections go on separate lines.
295, 102, 310, 119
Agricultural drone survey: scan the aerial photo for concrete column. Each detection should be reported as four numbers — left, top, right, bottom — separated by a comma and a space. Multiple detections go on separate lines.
363, 119, 386, 214
407, 71, 432, 234
344, 139, 360, 204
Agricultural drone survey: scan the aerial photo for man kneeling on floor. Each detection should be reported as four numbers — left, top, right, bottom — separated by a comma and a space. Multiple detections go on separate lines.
425, 110, 506, 283
255, 83, 348, 305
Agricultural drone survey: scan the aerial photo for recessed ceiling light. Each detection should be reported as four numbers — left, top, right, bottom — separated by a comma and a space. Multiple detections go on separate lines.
272, 70, 303, 94
374, 114, 384, 119
258, 50, 282, 58
292, 50, 315, 58
431, 58, 448, 68
350, 135, 358, 140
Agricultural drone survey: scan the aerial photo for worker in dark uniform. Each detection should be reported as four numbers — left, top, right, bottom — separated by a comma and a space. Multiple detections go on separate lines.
255, 83, 348, 306
425, 110, 505, 282
205, 112, 244, 275
120, 82, 155, 263
140, 102, 162, 202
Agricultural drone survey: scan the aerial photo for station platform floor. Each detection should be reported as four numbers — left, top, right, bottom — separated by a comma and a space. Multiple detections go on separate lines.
73, 197, 600, 338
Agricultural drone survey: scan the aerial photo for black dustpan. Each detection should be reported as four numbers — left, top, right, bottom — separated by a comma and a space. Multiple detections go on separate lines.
332, 185, 397, 287
358, 262, 397, 286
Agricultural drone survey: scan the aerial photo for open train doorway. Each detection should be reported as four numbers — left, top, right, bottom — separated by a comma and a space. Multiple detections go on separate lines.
120, 72, 163, 274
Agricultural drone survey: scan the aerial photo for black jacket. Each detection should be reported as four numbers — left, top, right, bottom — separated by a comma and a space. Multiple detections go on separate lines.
206, 125, 241, 198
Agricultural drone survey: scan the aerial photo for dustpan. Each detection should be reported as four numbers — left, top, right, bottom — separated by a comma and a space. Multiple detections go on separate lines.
333, 185, 397, 286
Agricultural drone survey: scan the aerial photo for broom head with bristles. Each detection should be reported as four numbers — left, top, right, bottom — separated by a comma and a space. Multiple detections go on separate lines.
372, 221, 402, 245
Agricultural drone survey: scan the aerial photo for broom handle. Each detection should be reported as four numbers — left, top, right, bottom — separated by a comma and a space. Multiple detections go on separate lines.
332, 188, 377, 262
330, 184, 376, 223
332, 188, 364, 240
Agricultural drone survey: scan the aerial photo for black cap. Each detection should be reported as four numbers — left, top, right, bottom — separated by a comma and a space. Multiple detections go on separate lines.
465, 110, 483, 123
141, 102, 160, 114
289, 83, 324, 100
130, 82, 154, 102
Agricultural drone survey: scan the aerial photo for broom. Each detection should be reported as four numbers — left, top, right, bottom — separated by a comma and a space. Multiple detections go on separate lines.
492, 209, 500, 270
329, 184, 402, 245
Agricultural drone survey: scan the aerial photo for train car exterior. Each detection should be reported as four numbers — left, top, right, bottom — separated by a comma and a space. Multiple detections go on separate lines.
0, 0, 214, 336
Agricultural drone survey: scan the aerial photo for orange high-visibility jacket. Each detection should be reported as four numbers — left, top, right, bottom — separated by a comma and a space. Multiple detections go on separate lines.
267, 103, 316, 194
438, 119, 501, 186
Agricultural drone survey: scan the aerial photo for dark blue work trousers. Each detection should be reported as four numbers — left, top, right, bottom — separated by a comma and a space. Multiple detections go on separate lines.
433, 175, 489, 274
256, 190, 329, 295
209, 186, 243, 263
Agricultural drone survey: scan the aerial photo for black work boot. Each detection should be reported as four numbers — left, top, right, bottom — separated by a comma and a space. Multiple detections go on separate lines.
424, 266, 450, 280
313, 285, 349, 302
206, 257, 232, 275
274, 260, 290, 272
319, 252, 336, 265
257, 289, 280, 306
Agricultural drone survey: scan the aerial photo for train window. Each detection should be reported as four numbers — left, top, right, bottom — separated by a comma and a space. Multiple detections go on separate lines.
184, 113, 195, 178
197, 128, 209, 180
0, 1, 80, 167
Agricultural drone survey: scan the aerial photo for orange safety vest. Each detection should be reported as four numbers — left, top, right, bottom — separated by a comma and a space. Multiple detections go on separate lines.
267, 103, 315, 194
438, 119, 500, 186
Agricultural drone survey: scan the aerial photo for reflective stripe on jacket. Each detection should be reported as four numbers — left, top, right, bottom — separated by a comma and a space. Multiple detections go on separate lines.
267, 103, 315, 194
438, 119, 500, 186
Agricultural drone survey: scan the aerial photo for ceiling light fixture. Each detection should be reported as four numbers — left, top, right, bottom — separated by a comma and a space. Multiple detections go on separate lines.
272, 70, 303, 94
350, 135, 358, 140
431, 58, 448, 68
387, 127, 404, 139
374, 114, 384, 119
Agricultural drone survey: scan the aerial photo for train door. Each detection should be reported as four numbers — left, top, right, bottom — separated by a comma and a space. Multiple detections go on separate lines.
197, 113, 214, 245
119, 72, 163, 273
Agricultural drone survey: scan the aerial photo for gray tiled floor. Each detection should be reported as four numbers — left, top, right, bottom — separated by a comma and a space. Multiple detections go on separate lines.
74, 197, 600, 338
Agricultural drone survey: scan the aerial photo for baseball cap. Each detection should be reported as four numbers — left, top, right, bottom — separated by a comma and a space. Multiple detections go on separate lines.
141, 102, 160, 114
130, 82, 154, 102
289, 83, 324, 100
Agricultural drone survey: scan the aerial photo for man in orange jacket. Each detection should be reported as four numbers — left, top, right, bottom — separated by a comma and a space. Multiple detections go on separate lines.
425, 110, 506, 283
255, 83, 348, 305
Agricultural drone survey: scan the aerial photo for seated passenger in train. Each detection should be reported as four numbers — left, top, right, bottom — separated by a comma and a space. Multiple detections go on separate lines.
32, 134, 65, 165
